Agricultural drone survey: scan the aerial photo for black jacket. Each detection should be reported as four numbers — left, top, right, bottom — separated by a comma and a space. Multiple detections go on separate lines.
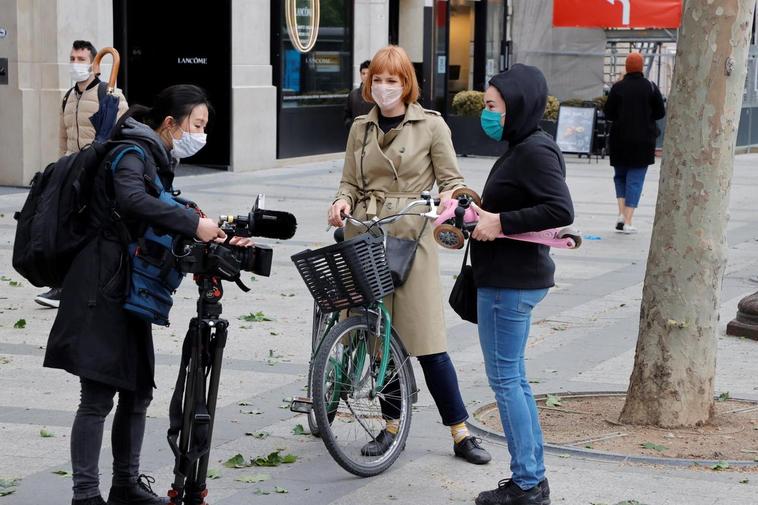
604, 73, 666, 167
471, 64, 575, 290
344, 84, 374, 127
44, 118, 200, 390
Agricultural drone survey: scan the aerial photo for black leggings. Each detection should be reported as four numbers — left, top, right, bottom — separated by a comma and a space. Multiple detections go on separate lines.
379, 351, 468, 426
71, 378, 153, 500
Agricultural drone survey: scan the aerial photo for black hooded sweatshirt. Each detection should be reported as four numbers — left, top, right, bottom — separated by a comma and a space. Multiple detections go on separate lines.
470, 64, 575, 290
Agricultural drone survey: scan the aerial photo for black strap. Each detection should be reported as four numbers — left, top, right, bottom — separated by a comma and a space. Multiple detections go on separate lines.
61, 87, 75, 113
460, 239, 471, 271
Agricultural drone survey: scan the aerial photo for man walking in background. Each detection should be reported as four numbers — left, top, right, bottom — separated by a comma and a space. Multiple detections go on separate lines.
344, 60, 373, 127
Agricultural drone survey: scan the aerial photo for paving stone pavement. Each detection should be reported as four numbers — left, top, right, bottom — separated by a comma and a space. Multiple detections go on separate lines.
1, 153, 757, 505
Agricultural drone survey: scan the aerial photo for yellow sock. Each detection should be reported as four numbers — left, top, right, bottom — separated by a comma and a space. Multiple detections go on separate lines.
451, 422, 470, 444
385, 419, 400, 435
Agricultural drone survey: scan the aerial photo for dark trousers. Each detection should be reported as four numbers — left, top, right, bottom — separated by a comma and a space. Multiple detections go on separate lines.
71, 377, 153, 500
380, 352, 468, 426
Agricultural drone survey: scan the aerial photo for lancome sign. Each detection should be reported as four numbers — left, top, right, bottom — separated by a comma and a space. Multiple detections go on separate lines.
285, 0, 320, 53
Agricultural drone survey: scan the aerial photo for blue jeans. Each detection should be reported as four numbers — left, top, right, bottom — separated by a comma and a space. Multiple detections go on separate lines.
613, 166, 648, 208
477, 287, 548, 490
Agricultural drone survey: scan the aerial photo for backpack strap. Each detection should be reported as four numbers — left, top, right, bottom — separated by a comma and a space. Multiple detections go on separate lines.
61, 87, 75, 113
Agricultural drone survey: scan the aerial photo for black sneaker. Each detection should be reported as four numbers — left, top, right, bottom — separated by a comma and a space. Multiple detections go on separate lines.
35, 288, 62, 308
107, 475, 168, 505
539, 478, 550, 505
453, 436, 491, 465
360, 429, 397, 456
475, 479, 543, 505
72, 497, 107, 505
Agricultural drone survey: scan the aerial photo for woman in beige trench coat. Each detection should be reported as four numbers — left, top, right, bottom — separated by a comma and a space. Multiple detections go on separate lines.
327, 45, 490, 465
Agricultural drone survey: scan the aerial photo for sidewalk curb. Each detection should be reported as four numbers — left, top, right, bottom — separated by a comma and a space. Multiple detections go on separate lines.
467, 390, 758, 468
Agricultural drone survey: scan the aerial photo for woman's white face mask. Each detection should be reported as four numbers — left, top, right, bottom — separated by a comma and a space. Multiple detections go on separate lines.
171, 129, 207, 159
371, 84, 404, 110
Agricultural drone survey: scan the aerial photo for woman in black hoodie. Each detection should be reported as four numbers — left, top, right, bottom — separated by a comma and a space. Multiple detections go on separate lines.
470, 65, 574, 505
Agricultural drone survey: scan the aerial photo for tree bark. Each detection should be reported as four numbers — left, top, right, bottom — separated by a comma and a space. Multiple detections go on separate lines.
619, 0, 756, 427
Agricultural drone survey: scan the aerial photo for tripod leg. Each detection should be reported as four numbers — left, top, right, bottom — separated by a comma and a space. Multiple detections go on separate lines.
169, 319, 204, 504
193, 319, 229, 504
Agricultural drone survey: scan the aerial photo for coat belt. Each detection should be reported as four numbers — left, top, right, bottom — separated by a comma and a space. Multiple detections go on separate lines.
358, 190, 420, 216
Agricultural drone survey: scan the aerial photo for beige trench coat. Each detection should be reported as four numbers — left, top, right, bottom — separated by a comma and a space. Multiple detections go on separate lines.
334, 102, 465, 356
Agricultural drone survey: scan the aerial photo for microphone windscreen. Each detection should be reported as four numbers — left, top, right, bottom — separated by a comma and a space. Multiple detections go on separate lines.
251, 209, 297, 240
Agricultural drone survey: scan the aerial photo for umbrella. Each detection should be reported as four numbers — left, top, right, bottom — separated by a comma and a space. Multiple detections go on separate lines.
90, 47, 121, 144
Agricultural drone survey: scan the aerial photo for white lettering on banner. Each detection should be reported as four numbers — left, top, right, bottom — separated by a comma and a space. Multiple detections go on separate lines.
607, 0, 631, 26
286, 0, 320, 53
177, 57, 208, 65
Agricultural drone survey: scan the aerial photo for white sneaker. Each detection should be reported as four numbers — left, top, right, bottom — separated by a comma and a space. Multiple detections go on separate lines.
615, 215, 624, 232
622, 224, 638, 234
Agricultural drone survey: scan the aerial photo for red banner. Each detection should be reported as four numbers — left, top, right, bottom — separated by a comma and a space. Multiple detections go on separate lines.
553, 0, 682, 29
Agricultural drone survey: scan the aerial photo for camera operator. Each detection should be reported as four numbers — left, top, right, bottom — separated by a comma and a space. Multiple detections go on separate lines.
43, 84, 251, 505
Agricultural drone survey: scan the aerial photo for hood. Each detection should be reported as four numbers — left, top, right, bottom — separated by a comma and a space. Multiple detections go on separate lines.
114, 117, 175, 175
488, 64, 548, 144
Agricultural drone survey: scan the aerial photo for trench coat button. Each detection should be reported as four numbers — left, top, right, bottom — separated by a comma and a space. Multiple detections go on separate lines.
399, 147, 405, 153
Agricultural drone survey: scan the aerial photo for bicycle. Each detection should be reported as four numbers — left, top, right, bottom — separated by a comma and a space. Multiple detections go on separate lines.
290, 192, 442, 477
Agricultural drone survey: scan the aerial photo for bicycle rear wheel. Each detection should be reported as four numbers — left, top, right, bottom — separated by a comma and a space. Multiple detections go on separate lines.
312, 313, 413, 477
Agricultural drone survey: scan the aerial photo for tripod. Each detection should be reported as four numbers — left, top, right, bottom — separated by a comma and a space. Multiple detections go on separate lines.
167, 275, 228, 505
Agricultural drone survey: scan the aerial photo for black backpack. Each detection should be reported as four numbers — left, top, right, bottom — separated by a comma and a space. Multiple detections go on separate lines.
12, 142, 130, 288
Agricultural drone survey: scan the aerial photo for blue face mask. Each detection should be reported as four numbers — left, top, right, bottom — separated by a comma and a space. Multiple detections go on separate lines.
480, 109, 505, 141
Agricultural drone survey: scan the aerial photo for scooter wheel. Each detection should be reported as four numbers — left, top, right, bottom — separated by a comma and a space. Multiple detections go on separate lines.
568, 235, 582, 248
452, 187, 482, 207
434, 224, 466, 249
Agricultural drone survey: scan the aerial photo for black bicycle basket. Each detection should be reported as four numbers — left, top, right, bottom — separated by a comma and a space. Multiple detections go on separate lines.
291, 233, 395, 312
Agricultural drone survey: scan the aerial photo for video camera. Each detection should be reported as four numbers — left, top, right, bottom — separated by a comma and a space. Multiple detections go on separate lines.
172, 194, 297, 285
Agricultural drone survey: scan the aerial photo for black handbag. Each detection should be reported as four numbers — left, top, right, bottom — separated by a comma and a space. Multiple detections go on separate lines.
449, 241, 477, 323
385, 220, 427, 287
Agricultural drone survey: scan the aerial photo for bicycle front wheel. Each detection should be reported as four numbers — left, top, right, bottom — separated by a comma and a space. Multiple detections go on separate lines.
307, 302, 334, 437
311, 314, 413, 477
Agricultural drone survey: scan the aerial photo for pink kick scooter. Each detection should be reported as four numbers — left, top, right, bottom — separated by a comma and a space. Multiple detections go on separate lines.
433, 188, 582, 250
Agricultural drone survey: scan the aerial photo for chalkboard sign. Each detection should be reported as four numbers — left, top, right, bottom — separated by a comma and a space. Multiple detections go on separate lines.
555, 106, 596, 155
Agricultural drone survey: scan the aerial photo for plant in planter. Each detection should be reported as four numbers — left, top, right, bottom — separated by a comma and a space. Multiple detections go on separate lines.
448, 90, 506, 157
451, 90, 485, 117
540, 95, 560, 139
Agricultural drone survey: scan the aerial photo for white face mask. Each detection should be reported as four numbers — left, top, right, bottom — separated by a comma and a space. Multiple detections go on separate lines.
69, 63, 92, 83
171, 130, 207, 159
371, 84, 404, 110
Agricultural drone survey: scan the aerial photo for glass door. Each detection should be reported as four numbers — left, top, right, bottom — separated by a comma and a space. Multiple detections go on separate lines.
272, 0, 354, 158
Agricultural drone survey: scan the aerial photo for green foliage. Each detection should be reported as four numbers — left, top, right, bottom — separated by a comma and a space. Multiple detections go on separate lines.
711, 461, 730, 471
13, 319, 26, 329
640, 442, 667, 452
240, 312, 272, 322
0, 479, 20, 497
40, 429, 55, 438
545, 394, 562, 407
235, 473, 270, 484
452, 91, 485, 117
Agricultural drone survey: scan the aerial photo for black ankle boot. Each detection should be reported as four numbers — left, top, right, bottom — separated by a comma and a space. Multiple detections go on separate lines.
539, 478, 550, 505
107, 475, 168, 505
453, 436, 492, 465
360, 429, 397, 456
72, 496, 106, 505
475, 479, 543, 505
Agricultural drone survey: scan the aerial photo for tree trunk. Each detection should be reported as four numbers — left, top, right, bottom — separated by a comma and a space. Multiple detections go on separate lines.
619, 0, 756, 427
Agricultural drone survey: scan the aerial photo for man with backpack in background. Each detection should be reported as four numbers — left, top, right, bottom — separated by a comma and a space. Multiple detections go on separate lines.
34, 39, 129, 308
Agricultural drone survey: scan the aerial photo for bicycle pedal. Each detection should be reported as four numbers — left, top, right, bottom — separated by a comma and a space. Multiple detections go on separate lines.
290, 396, 313, 414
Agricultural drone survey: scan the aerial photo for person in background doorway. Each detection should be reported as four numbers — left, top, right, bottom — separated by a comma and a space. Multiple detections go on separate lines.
344, 59, 374, 127
603, 52, 665, 234
35, 39, 129, 309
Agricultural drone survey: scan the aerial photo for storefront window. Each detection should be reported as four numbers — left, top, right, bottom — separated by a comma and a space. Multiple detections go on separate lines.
485, 0, 506, 82
279, 0, 353, 108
